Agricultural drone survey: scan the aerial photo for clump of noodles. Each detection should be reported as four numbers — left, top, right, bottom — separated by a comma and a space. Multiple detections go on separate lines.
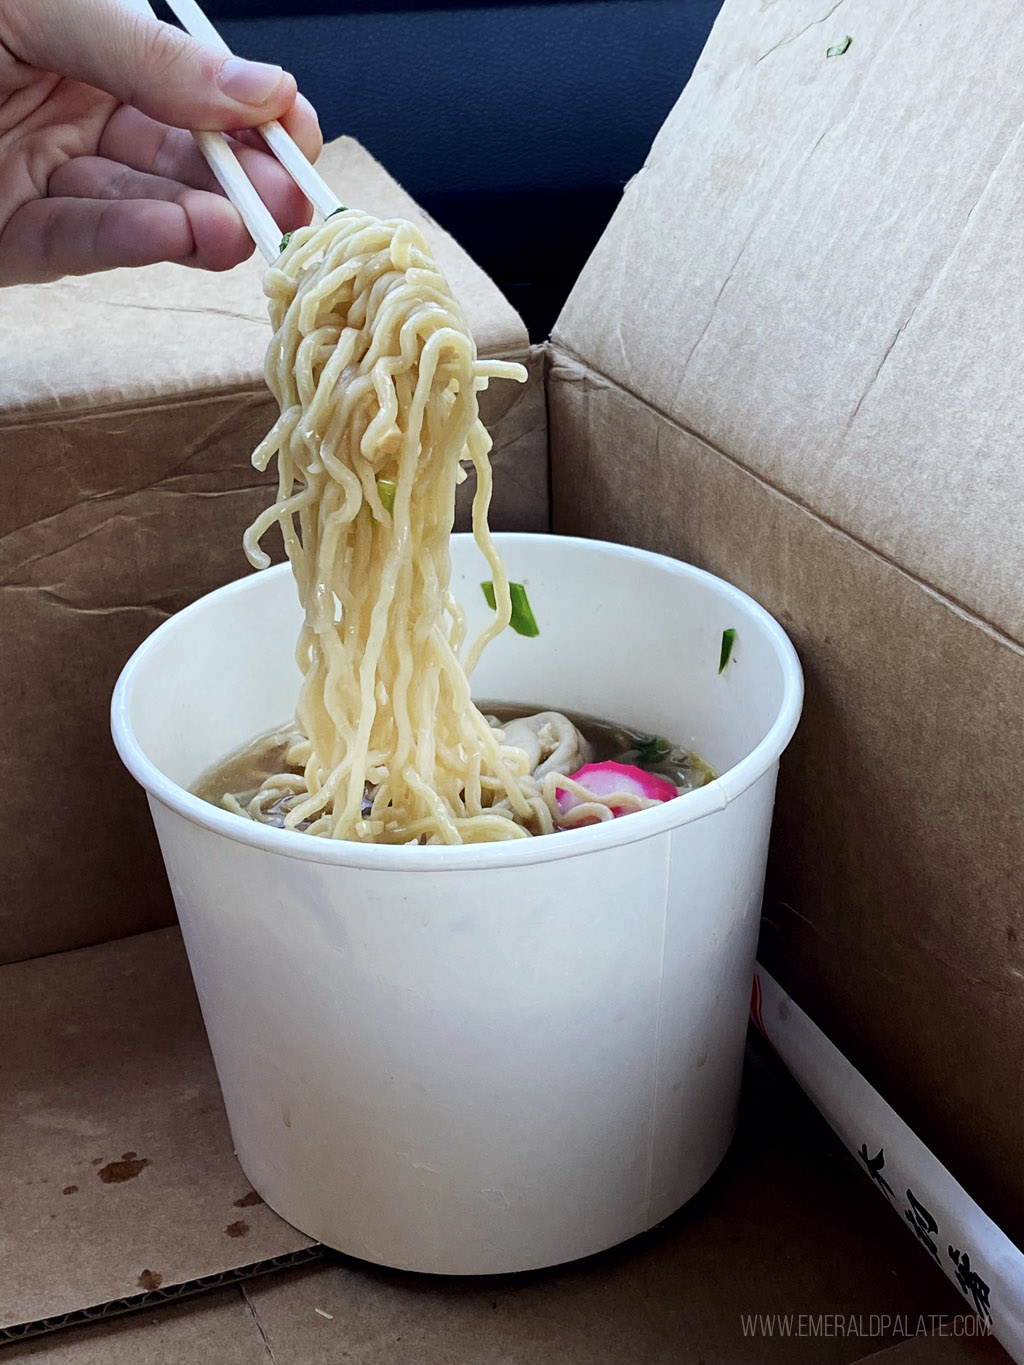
239, 209, 675, 843
242, 210, 537, 842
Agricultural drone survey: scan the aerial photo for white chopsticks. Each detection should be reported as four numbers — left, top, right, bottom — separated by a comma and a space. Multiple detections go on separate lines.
163, 0, 344, 260
187, 127, 284, 261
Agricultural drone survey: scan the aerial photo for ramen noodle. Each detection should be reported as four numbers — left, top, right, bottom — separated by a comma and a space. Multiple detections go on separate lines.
227, 210, 685, 843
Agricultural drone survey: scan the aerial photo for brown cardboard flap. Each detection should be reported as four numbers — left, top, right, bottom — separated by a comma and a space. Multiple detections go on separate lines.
1, 136, 528, 423
0, 393, 277, 966
0, 928, 313, 1330
554, 0, 1024, 645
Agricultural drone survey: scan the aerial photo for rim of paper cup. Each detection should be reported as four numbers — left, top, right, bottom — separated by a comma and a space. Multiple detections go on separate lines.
111, 535, 804, 871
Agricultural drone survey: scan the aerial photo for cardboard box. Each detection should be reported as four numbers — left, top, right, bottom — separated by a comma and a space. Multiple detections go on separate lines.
1, 0, 1019, 1356
551, 0, 1024, 1257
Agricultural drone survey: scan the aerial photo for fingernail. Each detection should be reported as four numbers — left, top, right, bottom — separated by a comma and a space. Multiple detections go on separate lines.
218, 57, 285, 105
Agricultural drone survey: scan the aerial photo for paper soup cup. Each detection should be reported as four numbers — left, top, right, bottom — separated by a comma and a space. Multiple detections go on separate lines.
112, 533, 802, 1274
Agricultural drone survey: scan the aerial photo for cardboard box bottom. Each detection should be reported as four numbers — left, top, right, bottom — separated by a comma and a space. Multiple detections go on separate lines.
2, 926, 994, 1361
0, 927, 317, 1332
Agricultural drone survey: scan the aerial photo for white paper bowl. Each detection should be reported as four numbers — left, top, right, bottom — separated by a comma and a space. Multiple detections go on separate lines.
112, 533, 802, 1274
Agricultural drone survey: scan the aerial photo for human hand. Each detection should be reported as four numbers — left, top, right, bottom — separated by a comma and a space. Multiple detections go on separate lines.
0, 0, 322, 284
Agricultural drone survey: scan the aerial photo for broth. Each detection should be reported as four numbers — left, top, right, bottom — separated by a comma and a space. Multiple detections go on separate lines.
193, 705, 715, 835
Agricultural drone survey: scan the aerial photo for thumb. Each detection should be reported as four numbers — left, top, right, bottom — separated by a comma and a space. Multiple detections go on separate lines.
2, 0, 298, 131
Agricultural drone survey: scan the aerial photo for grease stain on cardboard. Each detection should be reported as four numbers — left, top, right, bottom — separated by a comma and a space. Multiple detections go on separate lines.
97, 1152, 150, 1184
225, 1220, 249, 1238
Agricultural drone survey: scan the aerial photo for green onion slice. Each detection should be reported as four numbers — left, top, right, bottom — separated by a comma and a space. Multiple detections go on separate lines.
634, 735, 672, 768
376, 478, 397, 515
481, 581, 539, 637
279, 206, 346, 256
719, 627, 737, 674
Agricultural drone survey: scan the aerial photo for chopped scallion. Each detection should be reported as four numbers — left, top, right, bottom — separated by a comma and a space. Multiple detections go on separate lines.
278, 231, 293, 254
826, 35, 852, 57
481, 581, 539, 637
634, 735, 672, 769
376, 478, 397, 515
719, 628, 737, 674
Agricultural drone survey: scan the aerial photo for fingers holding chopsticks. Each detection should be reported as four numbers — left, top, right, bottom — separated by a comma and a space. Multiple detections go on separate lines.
98, 103, 321, 240
0, 0, 323, 283
98, 99, 323, 190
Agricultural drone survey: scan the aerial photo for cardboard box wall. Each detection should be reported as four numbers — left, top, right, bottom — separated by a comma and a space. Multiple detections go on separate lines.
549, 0, 1024, 1248
1, 0, 1021, 1352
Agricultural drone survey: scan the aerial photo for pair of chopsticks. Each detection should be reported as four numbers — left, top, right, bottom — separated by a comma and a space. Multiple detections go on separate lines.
161, 0, 343, 260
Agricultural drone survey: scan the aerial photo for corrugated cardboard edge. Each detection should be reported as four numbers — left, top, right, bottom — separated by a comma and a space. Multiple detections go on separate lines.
0, 1249, 324, 1348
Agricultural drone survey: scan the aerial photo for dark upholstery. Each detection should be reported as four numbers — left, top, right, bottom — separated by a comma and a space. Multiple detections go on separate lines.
167, 1, 725, 337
